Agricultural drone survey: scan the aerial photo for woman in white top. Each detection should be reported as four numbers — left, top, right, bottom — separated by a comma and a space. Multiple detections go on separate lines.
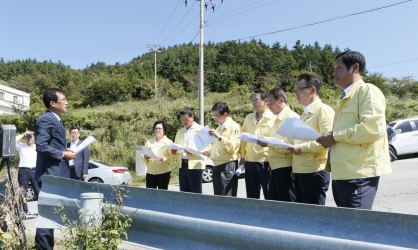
143, 120, 174, 189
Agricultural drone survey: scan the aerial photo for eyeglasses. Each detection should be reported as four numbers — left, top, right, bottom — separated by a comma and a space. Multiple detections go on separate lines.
154, 127, 163, 130
212, 115, 222, 120
295, 86, 311, 93
56, 98, 67, 103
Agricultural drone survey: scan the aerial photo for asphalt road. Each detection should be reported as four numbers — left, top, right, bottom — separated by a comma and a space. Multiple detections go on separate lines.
25, 155, 417, 249
169, 154, 418, 215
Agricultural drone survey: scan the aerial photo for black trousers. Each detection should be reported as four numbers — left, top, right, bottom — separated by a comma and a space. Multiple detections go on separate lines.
18, 167, 40, 213
35, 228, 54, 250
146, 172, 171, 190
213, 160, 238, 196
294, 170, 330, 205
332, 176, 380, 210
179, 160, 203, 194
268, 166, 296, 202
244, 161, 270, 199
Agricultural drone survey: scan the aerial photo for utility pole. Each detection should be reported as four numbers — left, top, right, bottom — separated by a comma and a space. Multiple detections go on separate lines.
307, 61, 315, 72
150, 39, 161, 99
186, 0, 217, 125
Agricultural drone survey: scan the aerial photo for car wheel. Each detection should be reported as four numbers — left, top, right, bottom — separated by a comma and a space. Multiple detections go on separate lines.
26, 185, 36, 202
202, 166, 213, 183
88, 178, 104, 183
389, 146, 397, 161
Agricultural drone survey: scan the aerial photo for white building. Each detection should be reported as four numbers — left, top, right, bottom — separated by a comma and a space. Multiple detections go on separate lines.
0, 84, 30, 115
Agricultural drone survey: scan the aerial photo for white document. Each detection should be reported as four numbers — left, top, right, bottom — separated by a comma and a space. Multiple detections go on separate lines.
238, 132, 258, 143
235, 164, 245, 176
163, 143, 207, 159
276, 117, 321, 141
140, 146, 160, 160
74, 135, 96, 154
258, 136, 292, 148
193, 125, 216, 152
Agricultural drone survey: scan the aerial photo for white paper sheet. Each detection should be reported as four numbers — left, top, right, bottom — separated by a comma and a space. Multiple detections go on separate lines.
235, 164, 245, 176
140, 146, 160, 160
193, 125, 216, 152
74, 135, 96, 154
163, 143, 207, 159
276, 117, 321, 141
238, 132, 258, 143
258, 136, 292, 148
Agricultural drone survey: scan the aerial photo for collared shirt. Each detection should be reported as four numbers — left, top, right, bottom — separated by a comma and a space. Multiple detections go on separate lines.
210, 117, 241, 166
268, 106, 299, 170
68, 139, 79, 166
239, 109, 275, 162
293, 99, 334, 173
15, 135, 37, 168
303, 99, 319, 114
330, 79, 392, 180
341, 83, 354, 99
182, 122, 197, 159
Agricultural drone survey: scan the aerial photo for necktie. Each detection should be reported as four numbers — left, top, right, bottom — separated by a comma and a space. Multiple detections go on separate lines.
340, 91, 346, 100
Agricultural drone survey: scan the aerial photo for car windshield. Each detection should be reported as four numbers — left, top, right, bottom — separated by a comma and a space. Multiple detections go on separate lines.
389, 122, 396, 128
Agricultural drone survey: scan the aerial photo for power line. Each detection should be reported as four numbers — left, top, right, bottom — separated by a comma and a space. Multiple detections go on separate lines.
235, 0, 412, 41
369, 58, 418, 68
156, 0, 183, 41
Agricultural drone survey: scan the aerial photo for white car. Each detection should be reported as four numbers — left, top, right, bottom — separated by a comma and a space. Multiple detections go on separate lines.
203, 159, 245, 183
389, 117, 418, 157
85, 160, 132, 185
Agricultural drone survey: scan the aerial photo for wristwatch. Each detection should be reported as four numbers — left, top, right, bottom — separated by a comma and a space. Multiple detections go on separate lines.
218, 136, 222, 141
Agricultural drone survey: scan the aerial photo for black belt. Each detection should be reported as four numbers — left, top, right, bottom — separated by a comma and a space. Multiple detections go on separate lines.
20, 167, 35, 170
68, 165, 75, 168
181, 159, 188, 164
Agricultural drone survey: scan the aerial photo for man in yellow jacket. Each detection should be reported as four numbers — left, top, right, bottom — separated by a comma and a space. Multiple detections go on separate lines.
264, 88, 299, 202
239, 89, 275, 199
203, 102, 241, 196
288, 74, 334, 205
171, 108, 210, 194
317, 51, 392, 209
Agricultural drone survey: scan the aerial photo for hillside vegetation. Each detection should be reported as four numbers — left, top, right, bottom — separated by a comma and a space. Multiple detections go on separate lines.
0, 39, 417, 184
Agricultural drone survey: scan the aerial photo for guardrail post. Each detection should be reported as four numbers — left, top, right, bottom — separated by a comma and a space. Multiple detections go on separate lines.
80, 192, 103, 226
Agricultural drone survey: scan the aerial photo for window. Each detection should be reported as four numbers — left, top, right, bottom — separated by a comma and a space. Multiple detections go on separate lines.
13, 96, 18, 103
413, 120, 418, 130
0, 92, 4, 99
397, 122, 413, 133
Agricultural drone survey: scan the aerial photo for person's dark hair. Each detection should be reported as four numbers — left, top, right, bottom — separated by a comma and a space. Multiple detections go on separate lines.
386, 119, 390, 125
297, 73, 321, 95
69, 125, 80, 133
268, 88, 287, 103
254, 89, 267, 100
153, 120, 168, 135
212, 102, 229, 115
43, 88, 64, 109
179, 108, 195, 118
335, 51, 366, 76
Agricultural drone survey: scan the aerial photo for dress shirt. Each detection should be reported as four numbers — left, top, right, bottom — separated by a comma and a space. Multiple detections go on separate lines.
68, 140, 79, 166
210, 117, 241, 166
15, 135, 37, 168
268, 106, 299, 170
182, 122, 196, 159
239, 109, 275, 162
293, 99, 335, 173
330, 79, 392, 180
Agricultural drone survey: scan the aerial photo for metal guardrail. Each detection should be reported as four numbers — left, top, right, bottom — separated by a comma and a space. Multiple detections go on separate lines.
37, 176, 418, 250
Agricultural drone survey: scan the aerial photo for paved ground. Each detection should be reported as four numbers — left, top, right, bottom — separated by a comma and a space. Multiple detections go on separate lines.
24, 155, 418, 249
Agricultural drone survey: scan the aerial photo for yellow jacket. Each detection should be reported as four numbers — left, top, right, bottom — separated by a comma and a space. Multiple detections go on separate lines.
210, 117, 241, 166
292, 100, 334, 173
143, 135, 174, 175
330, 79, 392, 180
173, 123, 210, 170
239, 109, 275, 162
268, 106, 299, 170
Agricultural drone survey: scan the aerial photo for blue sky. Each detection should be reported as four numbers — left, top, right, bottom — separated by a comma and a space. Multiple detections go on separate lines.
1, 0, 417, 79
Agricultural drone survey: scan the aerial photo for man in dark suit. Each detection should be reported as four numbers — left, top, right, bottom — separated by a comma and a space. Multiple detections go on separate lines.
34, 88, 77, 250
67, 125, 89, 181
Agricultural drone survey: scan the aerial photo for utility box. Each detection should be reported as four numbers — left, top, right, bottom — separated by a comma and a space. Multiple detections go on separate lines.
0, 125, 16, 158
